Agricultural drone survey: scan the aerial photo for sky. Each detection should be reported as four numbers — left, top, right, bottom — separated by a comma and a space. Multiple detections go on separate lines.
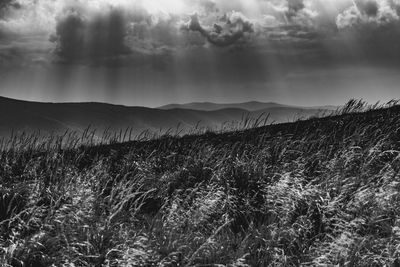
0, 0, 400, 107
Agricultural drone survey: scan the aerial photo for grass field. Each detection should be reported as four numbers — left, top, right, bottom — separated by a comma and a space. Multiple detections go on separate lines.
1, 100, 400, 266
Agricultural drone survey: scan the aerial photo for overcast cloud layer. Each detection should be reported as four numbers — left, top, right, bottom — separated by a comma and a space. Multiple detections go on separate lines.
0, 0, 400, 106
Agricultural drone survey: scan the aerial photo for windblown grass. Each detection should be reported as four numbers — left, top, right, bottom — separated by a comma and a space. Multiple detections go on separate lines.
1, 99, 400, 266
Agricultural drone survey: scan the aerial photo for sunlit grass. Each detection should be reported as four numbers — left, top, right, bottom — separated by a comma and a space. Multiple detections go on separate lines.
1, 99, 400, 266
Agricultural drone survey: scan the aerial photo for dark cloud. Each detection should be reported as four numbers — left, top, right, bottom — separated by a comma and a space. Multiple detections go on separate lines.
333, 0, 400, 64
286, 0, 305, 20
389, 0, 400, 14
0, 38, 53, 69
51, 6, 131, 60
128, 14, 183, 49
0, 0, 20, 12
270, 0, 318, 31
0, 45, 24, 66
336, 0, 400, 28
357, 0, 379, 17
0, 0, 21, 32
3, 0, 400, 70
193, 0, 218, 14
185, 12, 253, 47
50, 2, 185, 66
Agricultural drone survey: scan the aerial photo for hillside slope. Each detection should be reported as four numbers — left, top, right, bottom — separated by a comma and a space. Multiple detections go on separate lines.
0, 96, 329, 138
1, 103, 400, 266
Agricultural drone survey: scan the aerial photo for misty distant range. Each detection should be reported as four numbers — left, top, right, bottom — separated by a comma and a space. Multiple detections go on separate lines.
0, 96, 337, 138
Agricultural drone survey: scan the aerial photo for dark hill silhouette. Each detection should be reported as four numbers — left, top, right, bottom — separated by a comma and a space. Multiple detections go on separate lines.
158, 101, 290, 111
159, 101, 338, 112
0, 96, 332, 138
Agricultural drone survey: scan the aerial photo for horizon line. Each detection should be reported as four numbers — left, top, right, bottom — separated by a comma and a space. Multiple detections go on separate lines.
0, 95, 339, 109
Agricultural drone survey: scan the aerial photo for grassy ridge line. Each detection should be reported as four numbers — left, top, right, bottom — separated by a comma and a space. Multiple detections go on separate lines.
80, 104, 400, 157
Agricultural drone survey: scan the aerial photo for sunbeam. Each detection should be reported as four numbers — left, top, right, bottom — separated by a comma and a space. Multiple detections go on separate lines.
0, 0, 399, 107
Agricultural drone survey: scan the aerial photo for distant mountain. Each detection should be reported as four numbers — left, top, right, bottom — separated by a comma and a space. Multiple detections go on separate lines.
0, 96, 334, 139
159, 101, 337, 112
158, 101, 291, 111
307, 105, 339, 111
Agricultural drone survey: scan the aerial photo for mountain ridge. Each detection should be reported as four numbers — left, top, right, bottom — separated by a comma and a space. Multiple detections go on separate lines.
0, 96, 334, 138
158, 101, 338, 112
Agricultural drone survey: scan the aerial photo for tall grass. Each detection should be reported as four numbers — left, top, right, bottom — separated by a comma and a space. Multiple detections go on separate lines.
1, 99, 400, 266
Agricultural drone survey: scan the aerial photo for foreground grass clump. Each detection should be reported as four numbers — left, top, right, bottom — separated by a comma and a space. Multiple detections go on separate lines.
1, 100, 400, 266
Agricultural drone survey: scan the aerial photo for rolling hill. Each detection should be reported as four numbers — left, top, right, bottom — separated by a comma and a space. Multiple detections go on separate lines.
158, 101, 338, 112
158, 101, 290, 111
0, 96, 332, 138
